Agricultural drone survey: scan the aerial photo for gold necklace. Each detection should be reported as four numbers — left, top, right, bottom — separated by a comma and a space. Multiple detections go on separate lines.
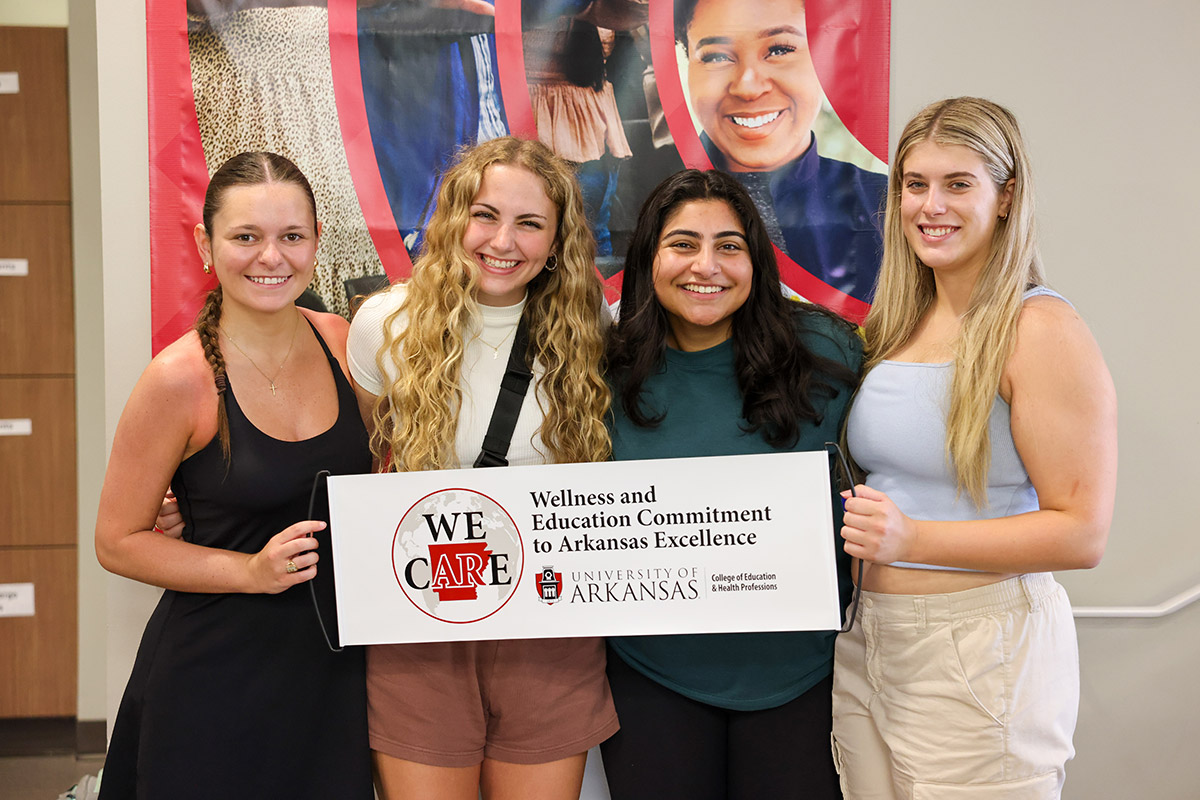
220, 312, 301, 397
475, 324, 516, 359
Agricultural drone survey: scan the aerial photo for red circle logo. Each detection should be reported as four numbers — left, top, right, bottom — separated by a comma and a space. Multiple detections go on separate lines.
391, 488, 524, 624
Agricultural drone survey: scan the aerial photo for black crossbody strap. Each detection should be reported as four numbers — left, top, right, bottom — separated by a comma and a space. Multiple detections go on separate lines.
474, 315, 533, 468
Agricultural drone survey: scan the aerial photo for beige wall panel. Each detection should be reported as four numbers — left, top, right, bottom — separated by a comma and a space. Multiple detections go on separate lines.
0, 204, 74, 374
0, 2, 68, 27
0, 377, 76, 547
0, 26, 70, 202
0, 546, 77, 716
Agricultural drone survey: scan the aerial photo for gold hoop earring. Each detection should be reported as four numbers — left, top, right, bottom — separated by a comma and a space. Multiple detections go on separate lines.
544, 254, 558, 272
203, 262, 212, 274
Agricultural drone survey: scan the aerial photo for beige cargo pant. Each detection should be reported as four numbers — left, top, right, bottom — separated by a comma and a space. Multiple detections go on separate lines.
832, 573, 1078, 799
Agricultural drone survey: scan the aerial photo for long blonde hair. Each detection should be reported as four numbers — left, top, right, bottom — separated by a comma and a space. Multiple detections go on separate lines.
865, 97, 1043, 507
371, 136, 611, 471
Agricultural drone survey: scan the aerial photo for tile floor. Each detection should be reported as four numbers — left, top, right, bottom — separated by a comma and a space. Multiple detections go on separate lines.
0, 754, 105, 800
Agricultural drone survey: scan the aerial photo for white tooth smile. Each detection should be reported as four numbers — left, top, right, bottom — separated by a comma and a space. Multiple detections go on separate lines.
922, 226, 956, 237
481, 255, 520, 270
682, 284, 724, 294
249, 276, 288, 285
732, 111, 781, 129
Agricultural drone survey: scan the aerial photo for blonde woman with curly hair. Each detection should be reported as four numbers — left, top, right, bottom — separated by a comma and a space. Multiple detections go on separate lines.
346, 136, 616, 800
832, 97, 1117, 798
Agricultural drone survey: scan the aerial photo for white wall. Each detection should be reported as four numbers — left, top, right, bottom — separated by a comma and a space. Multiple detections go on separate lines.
66, 0, 108, 724
85, 1, 1200, 797
890, 2, 1200, 796
87, 0, 157, 730
0, 0, 67, 26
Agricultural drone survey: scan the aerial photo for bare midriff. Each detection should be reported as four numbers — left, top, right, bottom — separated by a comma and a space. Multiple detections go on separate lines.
855, 560, 1017, 595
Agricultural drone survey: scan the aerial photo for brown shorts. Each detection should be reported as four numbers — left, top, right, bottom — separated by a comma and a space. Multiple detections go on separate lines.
366, 637, 618, 767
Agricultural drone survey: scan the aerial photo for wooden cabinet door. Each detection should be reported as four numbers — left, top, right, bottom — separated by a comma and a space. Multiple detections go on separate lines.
0, 26, 70, 202
0, 205, 74, 375
0, 548, 77, 717
0, 25, 77, 724
0, 377, 76, 547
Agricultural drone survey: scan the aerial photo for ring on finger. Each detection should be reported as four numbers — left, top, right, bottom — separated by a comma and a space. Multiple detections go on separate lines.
285, 560, 298, 574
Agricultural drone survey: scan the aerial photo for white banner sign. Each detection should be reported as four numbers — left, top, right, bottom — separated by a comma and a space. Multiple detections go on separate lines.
328, 451, 840, 645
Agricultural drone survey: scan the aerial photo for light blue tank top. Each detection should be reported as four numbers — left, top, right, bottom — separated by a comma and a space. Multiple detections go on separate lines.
846, 287, 1069, 570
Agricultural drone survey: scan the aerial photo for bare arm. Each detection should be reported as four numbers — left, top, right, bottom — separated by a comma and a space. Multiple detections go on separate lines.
304, 307, 353, 381
94, 338, 324, 594
353, 378, 378, 435
352, 376, 390, 475
842, 298, 1117, 572
346, 291, 390, 466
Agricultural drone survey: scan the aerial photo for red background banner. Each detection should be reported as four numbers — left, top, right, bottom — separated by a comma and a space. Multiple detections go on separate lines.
148, 0, 890, 353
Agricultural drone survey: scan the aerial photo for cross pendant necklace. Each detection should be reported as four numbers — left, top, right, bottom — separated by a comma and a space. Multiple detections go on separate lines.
220, 311, 301, 397
476, 324, 516, 359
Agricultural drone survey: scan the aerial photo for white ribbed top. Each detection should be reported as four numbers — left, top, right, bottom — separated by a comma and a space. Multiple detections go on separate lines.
347, 284, 549, 468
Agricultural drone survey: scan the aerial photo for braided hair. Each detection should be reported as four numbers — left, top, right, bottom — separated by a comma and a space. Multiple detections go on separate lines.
194, 151, 317, 461
194, 286, 231, 461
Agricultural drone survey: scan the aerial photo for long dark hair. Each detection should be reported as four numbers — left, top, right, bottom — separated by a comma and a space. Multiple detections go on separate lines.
608, 168, 856, 448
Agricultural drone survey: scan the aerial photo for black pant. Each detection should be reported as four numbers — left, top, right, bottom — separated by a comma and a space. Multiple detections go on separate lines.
600, 648, 842, 800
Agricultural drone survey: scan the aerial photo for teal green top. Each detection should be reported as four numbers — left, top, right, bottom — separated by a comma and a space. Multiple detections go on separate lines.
608, 309, 862, 711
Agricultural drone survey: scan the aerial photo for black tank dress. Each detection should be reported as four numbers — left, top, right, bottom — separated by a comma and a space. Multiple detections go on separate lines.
100, 326, 374, 799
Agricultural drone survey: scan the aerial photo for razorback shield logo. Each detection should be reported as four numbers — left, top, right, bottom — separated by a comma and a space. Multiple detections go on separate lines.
535, 566, 563, 605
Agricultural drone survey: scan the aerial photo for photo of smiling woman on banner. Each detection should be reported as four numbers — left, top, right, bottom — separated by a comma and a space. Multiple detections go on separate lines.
673, 0, 887, 304
148, 3, 891, 347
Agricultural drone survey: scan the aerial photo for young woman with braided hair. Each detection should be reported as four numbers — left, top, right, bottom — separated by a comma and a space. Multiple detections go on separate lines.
95, 152, 374, 799
347, 136, 617, 800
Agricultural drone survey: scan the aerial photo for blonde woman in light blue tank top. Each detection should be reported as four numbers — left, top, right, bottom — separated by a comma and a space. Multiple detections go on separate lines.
831, 98, 1117, 799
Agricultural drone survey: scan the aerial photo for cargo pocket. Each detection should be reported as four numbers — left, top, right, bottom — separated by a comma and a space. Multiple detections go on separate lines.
913, 770, 1058, 799
830, 732, 849, 796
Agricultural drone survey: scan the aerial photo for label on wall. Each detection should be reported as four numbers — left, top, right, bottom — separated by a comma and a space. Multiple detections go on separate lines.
0, 584, 35, 618
0, 72, 18, 94
0, 419, 33, 436
0, 259, 29, 277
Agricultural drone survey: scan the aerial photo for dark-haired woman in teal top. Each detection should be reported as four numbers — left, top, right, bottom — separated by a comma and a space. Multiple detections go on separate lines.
599, 168, 861, 799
